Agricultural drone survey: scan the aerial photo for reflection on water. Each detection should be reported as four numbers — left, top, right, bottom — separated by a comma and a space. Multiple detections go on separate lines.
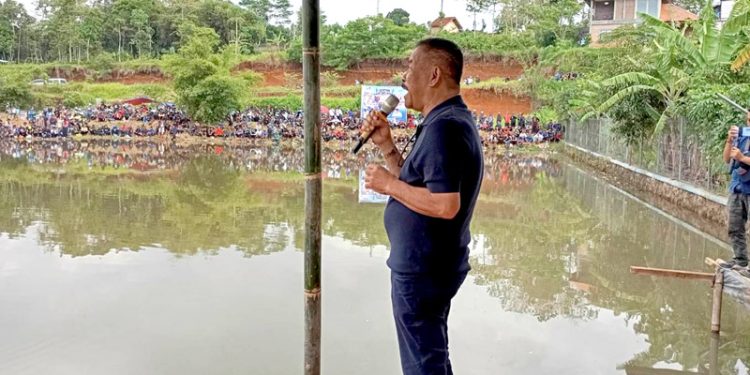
0, 138, 379, 176
0, 141, 748, 374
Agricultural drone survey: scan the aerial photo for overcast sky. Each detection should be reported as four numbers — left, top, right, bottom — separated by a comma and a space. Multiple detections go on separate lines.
16, 0, 495, 30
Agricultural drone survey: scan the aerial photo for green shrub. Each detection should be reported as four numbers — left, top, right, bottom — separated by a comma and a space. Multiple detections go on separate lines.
239, 70, 264, 87
88, 53, 117, 77
245, 94, 360, 111
186, 74, 244, 123
246, 95, 302, 109
0, 81, 34, 108
322, 97, 360, 110
62, 91, 95, 107
321, 71, 341, 87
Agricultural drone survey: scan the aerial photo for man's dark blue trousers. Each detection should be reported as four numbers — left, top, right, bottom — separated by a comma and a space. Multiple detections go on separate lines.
390, 271, 468, 375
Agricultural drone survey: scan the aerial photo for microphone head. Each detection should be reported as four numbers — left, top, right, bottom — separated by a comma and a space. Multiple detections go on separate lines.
379, 94, 400, 115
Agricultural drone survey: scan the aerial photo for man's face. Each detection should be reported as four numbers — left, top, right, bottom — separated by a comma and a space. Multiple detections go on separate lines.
402, 48, 429, 112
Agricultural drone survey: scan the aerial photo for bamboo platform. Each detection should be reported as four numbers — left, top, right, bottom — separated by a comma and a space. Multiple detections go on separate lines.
626, 259, 749, 374
629, 258, 750, 333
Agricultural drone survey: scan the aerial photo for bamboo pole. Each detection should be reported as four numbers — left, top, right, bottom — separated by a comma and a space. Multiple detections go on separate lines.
629, 266, 715, 281
302, 1, 322, 374
710, 269, 724, 333
709, 333, 720, 375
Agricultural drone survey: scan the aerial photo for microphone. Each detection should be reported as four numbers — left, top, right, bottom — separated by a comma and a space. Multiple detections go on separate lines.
352, 94, 400, 154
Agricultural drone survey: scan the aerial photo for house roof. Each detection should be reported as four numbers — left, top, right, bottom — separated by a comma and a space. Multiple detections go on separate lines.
431, 17, 463, 30
660, 3, 698, 22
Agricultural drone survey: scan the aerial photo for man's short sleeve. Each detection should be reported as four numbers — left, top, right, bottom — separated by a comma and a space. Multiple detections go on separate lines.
414, 120, 464, 193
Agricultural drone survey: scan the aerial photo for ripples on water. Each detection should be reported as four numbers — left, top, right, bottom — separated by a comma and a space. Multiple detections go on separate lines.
0, 139, 748, 375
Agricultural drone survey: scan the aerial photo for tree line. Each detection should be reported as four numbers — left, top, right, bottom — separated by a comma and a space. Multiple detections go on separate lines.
0, 0, 295, 63
0, 0, 602, 65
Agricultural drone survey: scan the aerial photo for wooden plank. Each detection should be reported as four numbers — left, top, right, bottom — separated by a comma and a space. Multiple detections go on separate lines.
630, 266, 715, 281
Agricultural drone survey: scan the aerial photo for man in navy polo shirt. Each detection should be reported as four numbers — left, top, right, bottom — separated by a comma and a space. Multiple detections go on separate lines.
362, 38, 483, 375
722, 111, 750, 272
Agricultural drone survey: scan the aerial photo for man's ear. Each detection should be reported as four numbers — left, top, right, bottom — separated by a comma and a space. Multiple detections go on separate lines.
429, 66, 441, 87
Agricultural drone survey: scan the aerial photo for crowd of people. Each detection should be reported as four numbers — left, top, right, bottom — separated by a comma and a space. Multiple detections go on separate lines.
1, 102, 564, 147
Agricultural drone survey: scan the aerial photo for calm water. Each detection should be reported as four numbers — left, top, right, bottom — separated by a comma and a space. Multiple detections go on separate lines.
0, 140, 748, 375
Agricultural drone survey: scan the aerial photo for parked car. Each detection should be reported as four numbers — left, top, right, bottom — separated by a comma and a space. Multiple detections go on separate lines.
29, 78, 68, 86
48, 78, 68, 85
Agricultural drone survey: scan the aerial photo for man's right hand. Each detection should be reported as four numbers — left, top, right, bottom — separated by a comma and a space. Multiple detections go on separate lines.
360, 111, 392, 148
729, 126, 739, 142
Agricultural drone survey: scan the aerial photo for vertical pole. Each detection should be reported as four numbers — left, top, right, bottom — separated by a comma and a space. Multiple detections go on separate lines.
710, 270, 724, 333
708, 332, 720, 375
302, 1, 322, 374
639, 135, 643, 167
678, 119, 683, 181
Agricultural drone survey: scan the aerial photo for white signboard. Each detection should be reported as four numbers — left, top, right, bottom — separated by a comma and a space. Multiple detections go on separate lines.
358, 169, 389, 204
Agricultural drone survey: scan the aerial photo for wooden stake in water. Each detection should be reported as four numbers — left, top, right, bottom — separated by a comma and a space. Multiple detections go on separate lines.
302, 1, 322, 374
710, 270, 724, 333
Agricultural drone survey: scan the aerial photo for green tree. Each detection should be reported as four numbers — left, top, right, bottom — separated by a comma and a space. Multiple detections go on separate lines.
0, 74, 33, 107
672, 0, 707, 14
107, 0, 157, 61
727, 0, 750, 71
240, 0, 271, 22
493, 0, 584, 45
130, 8, 153, 57
386, 8, 410, 26
466, 0, 492, 30
165, 26, 244, 124
595, 0, 750, 137
288, 16, 426, 70
186, 74, 243, 124
37, 0, 84, 62
78, 5, 105, 61
270, 0, 292, 26
0, 0, 32, 62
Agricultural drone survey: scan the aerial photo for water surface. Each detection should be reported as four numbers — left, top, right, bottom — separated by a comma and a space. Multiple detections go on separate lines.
0, 141, 748, 374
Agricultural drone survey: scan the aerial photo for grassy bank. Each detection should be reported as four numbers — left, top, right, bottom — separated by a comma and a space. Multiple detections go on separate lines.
13, 81, 359, 109
29, 82, 176, 107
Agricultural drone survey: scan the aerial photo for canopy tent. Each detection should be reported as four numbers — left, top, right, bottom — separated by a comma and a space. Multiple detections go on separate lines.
121, 97, 155, 106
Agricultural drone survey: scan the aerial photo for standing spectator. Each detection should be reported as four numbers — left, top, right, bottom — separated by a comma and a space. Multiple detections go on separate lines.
722, 112, 750, 272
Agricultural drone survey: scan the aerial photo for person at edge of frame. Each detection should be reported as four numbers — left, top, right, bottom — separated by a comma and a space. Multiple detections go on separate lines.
722, 110, 750, 276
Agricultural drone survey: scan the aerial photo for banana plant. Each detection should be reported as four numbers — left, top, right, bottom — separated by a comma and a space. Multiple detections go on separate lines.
639, 0, 750, 75
729, 0, 750, 71
599, 59, 690, 135
598, 0, 750, 135
569, 79, 603, 122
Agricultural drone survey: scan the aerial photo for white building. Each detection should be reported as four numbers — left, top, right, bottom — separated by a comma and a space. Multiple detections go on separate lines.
714, 0, 735, 27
